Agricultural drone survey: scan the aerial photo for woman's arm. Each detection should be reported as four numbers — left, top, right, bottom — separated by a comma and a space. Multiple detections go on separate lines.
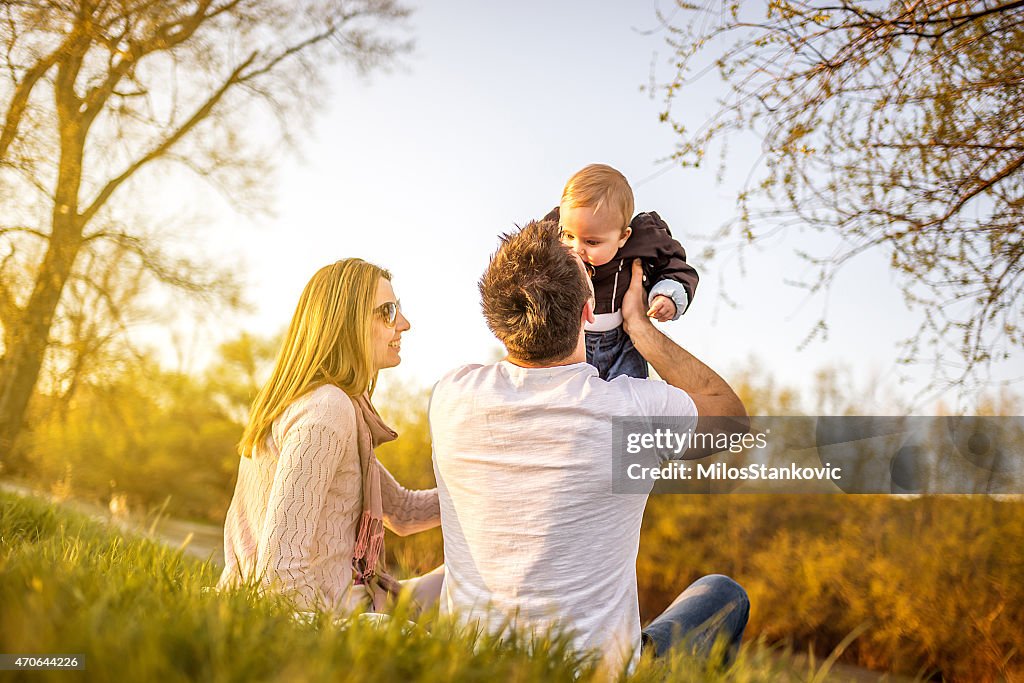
378, 462, 440, 536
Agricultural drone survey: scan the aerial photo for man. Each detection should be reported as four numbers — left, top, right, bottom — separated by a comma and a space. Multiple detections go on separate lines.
429, 220, 750, 673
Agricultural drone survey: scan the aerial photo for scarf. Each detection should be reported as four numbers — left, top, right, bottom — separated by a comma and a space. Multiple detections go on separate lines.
350, 393, 402, 610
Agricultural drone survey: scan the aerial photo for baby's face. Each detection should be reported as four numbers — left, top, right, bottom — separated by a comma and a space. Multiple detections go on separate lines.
558, 202, 631, 267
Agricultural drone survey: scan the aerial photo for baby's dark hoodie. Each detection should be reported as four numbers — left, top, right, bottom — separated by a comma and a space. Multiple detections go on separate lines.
543, 206, 699, 316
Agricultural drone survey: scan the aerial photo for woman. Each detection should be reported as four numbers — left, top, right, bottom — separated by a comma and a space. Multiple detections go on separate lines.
217, 259, 443, 614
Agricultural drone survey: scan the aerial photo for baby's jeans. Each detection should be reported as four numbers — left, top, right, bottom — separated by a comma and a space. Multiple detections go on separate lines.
585, 326, 649, 380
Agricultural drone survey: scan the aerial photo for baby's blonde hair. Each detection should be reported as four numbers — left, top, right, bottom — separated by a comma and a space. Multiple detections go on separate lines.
238, 258, 389, 457
560, 164, 634, 233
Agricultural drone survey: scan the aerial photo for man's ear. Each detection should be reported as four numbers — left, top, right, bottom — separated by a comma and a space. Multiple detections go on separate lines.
583, 297, 595, 325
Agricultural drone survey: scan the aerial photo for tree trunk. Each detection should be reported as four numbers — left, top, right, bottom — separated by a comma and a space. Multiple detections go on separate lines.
0, 48, 86, 457
0, 218, 83, 456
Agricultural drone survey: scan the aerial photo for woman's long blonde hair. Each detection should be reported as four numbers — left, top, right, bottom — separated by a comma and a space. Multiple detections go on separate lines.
238, 258, 390, 457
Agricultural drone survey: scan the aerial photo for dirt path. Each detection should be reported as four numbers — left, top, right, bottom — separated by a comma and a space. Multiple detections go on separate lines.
0, 480, 224, 565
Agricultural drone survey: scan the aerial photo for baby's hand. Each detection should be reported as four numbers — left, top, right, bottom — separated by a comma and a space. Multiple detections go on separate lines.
647, 295, 676, 322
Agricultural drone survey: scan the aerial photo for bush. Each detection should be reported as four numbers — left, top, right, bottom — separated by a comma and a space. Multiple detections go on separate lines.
635, 495, 1024, 681
12, 359, 241, 523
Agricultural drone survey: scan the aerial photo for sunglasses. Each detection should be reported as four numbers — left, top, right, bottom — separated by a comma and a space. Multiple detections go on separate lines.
374, 300, 401, 327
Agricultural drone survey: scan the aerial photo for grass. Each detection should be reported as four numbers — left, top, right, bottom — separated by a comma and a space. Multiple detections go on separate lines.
5, 470, 1022, 681
0, 489, 891, 683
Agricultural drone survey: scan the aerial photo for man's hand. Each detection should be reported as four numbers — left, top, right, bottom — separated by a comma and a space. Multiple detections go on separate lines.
647, 295, 676, 322
620, 259, 748, 457
621, 259, 653, 336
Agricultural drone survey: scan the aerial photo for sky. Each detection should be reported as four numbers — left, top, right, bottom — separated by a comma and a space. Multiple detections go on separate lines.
167, 0, 1021, 412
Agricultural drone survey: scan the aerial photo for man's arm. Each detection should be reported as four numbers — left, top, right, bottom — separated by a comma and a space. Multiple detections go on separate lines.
621, 259, 748, 458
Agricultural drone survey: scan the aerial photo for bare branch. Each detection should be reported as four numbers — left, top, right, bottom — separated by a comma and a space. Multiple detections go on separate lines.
659, 0, 1024, 396
79, 50, 257, 224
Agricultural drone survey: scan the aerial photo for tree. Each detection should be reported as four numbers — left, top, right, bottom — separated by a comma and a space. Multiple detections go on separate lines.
35, 239, 150, 415
657, 1, 1024, 393
0, 0, 410, 455
205, 330, 280, 424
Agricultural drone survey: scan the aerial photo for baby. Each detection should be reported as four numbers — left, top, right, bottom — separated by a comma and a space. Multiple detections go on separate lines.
544, 163, 698, 380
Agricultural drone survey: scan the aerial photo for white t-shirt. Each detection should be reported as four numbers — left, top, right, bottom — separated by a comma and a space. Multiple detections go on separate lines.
429, 361, 698, 673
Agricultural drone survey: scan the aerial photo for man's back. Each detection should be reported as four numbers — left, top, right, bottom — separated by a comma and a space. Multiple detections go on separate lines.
429, 360, 697, 671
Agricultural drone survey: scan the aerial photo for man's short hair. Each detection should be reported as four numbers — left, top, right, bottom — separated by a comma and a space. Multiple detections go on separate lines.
479, 220, 591, 364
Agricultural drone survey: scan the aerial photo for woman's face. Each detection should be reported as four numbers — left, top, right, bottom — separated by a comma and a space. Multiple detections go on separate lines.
370, 277, 410, 372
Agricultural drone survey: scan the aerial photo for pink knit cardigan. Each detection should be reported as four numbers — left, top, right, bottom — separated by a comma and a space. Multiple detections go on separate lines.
217, 385, 439, 611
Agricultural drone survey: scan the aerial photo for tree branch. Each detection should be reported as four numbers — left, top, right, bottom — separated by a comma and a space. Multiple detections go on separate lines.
79, 0, 227, 129
79, 16, 344, 225
0, 43, 62, 163
79, 50, 257, 225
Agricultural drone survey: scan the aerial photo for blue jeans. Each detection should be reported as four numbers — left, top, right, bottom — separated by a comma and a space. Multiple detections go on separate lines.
585, 327, 648, 380
641, 574, 750, 664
